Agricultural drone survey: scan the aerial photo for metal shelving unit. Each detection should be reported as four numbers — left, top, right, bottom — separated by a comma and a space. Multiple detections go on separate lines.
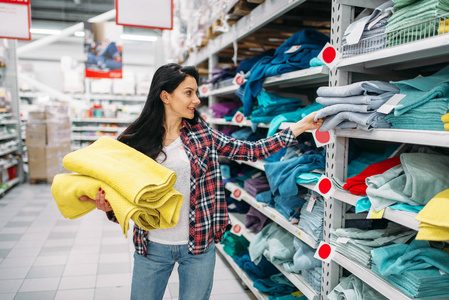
228, 212, 319, 300
225, 181, 317, 249
185, 0, 308, 66
0, 39, 24, 195
322, 1, 449, 298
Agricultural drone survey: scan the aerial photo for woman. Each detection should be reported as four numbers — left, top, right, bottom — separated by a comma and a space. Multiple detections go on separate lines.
80, 63, 323, 300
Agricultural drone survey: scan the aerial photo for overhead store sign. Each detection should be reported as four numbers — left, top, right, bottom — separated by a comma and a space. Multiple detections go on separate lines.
0, 0, 31, 40
115, 0, 173, 30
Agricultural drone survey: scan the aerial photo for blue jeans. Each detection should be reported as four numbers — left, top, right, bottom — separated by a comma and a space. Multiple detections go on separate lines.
131, 241, 216, 300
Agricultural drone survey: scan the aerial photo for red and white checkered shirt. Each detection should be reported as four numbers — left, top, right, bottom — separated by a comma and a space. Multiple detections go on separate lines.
109, 120, 298, 256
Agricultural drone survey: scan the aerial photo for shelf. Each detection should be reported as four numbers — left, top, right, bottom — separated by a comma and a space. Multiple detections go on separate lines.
208, 118, 295, 131
337, 34, 449, 72
228, 213, 319, 300
72, 117, 135, 123
208, 118, 270, 128
0, 147, 18, 157
205, 66, 329, 97
215, 244, 270, 300
20, 92, 146, 102
0, 177, 20, 196
71, 126, 127, 132
332, 189, 420, 231
71, 136, 113, 141
0, 120, 18, 125
225, 182, 317, 248
185, 0, 307, 65
1, 161, 18, 170
335, 128, 449, 148
332, 252, 449, 300
0, 133, 18, 141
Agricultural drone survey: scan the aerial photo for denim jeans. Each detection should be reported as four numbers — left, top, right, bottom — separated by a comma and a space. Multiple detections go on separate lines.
131, 241, 216, 300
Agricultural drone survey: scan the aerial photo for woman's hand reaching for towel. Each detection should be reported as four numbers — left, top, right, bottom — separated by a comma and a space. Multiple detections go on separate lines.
79, 188, 113, 212
290, 111, 324, 137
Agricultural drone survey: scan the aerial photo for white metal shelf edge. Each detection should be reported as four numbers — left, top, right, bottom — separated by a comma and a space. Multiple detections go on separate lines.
228, 213, 319, 300
335, 128, 449, 148
204, 66, 329, 97
72, 118, 135, 123
332, 189, 420, 231
337, 34, 449, 70
215, 244, 269, 300
0, 178, 20, 196
225, 182, 317, 248
0, 147, 18, 157
332, 252, 449, 300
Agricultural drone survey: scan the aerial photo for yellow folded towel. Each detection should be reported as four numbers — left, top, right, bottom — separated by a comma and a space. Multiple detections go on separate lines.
445, 123, 449, 131
442, 113, 449, 123
439, 20, 449, 34
63, 136, 180, 208
416, 189, 449, 241
51, 174, 182, 236
51, 136, 184, 236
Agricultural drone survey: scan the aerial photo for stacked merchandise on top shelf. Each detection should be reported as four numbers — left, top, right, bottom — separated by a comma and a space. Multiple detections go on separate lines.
341, 0, 449, 57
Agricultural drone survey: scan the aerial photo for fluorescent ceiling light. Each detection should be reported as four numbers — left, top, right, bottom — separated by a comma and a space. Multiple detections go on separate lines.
121, 34, 157, 42
74, 31, 85, 37
30, 28, 62, 35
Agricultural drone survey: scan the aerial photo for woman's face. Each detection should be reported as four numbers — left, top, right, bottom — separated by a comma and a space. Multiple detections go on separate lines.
163, 76, 201, 120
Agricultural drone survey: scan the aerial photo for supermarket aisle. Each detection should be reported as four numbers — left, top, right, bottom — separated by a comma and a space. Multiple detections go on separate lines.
0, 184, 256, 300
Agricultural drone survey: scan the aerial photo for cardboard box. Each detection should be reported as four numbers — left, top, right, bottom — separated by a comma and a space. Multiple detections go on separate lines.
27, 145, 71, 182
25, 123, 46, 147
27, 147, 47, 179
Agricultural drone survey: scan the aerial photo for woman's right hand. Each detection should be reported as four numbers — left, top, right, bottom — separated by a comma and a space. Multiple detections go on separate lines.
79, 188, 112, 212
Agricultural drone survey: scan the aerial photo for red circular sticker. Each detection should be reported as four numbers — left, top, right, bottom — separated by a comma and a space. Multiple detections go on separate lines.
235, 114, 244, 123
322, 47, 336, 64
236, 76, 244, 85
233, 189, 242, 198
233, 224, 241, 234
315, 129, 330, 144
318, 178, 332, 194
201, 86, 208, 94
318, 243, 332, 259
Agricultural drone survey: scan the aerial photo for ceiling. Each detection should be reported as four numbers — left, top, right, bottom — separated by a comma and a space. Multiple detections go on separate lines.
29, 0, 159, 36
31, 0, 114, 25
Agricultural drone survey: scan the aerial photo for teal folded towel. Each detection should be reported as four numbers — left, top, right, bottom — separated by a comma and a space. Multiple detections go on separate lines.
371, 240, 449, 276
391, 65, 449, 116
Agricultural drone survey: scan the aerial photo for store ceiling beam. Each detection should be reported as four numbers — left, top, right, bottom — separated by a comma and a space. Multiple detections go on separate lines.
19, 74, 76, 103
30, 0, 112, 11
17, 9, 115, 56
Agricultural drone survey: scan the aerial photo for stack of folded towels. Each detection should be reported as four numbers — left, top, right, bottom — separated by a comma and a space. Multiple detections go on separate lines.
371, 240, 449, 298
329, 274, 387, 300
297, 191, 324, 244
51, 137, 183, 237
330, 223, 416, 268
314, 81, 399, 131
415, 188, 449, 241
385, 64, 449, 131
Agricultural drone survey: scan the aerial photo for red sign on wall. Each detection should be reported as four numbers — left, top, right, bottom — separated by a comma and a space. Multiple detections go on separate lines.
0, 0, 31, 40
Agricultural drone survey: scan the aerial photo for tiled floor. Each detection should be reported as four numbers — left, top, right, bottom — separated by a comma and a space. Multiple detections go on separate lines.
0, 183, 257, 300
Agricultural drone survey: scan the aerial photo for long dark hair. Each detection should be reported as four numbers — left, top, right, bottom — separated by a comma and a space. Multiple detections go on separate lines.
118, 63, 203, 160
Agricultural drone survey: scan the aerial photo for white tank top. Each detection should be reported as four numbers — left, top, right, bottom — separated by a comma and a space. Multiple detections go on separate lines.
147, 136, 191, 245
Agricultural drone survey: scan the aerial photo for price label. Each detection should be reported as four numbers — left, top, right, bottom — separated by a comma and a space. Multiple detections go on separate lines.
367, 207, 385, 219
232, 111, 246, 126
232, 188, 243, 201
232, 71, 246, 86
232, 224, 242, 236
297, 231, 302, 238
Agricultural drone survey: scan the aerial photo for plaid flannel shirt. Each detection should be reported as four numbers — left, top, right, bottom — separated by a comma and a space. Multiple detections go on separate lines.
108, 120, 298, 256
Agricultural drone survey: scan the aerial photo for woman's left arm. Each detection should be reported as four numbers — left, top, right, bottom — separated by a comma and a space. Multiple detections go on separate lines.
212, 111, 323, 161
